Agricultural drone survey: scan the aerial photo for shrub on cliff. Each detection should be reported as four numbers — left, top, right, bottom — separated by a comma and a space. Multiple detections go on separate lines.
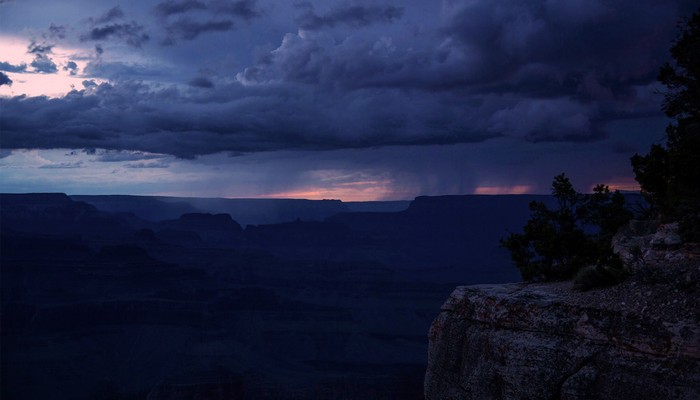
631, 9, 700, 241
501, 174, 631, 283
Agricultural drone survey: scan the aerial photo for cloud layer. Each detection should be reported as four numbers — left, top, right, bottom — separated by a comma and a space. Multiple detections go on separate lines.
0, 0, 696, 160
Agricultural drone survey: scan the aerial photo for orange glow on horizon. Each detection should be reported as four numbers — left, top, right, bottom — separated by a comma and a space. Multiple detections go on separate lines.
474, 185, 533, 195
596, 178, 640, 192
260, 186, 390, 202
259, 170, 400, 201
260, 178, 398, 201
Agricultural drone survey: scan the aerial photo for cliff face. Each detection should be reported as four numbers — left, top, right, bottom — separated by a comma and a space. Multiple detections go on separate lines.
425, 264, 700, 399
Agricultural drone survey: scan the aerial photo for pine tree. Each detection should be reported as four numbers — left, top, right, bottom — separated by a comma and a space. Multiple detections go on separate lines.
632, 9, 700, 240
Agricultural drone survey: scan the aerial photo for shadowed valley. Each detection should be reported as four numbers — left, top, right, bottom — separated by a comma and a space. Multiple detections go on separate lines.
1, 192, 642, 398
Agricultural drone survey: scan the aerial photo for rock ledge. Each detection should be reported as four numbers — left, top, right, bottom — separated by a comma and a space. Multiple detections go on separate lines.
425, 271, 700, 399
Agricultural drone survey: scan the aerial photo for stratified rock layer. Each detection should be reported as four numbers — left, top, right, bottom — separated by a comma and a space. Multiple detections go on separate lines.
425, 279, 700, 400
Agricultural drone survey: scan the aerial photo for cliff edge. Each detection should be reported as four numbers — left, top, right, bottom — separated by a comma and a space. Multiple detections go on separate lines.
425, 223, 700, 399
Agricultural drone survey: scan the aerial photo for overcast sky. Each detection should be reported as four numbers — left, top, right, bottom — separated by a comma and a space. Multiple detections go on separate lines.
0, 0, 696, 200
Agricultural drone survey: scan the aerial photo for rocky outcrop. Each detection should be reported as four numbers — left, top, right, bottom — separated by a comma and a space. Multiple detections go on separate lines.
0, 193, 129, 236
612, 220, 697, 269
425, 266, 700, 399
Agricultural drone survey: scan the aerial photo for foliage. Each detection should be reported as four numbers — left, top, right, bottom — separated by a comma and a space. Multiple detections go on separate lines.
501, 174, 632, 282
630, 145, 669, 213
631, 9, 700, 241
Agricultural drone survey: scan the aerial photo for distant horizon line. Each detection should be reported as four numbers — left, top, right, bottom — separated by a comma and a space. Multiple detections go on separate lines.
1, 191, 643, 203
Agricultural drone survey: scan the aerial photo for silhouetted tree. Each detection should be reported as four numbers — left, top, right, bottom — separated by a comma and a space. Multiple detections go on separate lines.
501, 174, 631, 283
632, 8, 700, 240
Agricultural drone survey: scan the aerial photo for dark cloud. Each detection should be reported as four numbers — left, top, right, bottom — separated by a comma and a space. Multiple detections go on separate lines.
237, 32, 447, 89
0, 81, 666, 168
0, 80, 518, 158
162, 19, 234, 44
82, 6, 150, 47
0, 0, 694, 163
486, 97, 602, 142
188, 76, 215, 88
27, 40, 58, 73
95, 44, 104, 55
0, 72, 12, 86
81, 22, 150, 47
210, 0, 261, 20
27, 41, 54, 54
90, 6, 125, 25
63, 61, 79, 75
47, 23, 67, 39
154, 0, 206, 17
238, 0, 688, 101
235, 0, 693, 143
0, 61, 27, 73
438, 0, 689, 96
153, 0, 262, 19
152, 0, 258, 45
297, 4, 404, 30
30, 54, 58, 73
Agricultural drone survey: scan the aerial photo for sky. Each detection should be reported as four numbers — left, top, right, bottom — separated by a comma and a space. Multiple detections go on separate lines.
0, 0, 696, 200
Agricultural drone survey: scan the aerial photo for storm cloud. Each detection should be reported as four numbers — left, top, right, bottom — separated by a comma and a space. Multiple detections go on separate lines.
162, 19, 234, 44
47, 24, 67, 39
153, 0, 262, 44
154, 0, 207, 17
81, 22, 150, 47
439, 0, 677, 96
296, 4, 404, 30
211, 0, 261, 20
81, 6, 150, 47
0, 78, 489, 158
1, 0, 697, 160
188, 76, 215, 88
91, 6, 125, 24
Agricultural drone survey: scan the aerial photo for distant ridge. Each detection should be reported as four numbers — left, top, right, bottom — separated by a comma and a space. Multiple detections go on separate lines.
70, 195, 410, 226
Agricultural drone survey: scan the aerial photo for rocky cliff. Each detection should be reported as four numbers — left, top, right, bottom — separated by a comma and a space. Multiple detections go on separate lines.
425, 223, 700, 399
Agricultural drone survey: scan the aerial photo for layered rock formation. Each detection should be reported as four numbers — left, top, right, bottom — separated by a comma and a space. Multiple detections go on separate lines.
613, 220, 699, 269
425, 234, 700, 399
